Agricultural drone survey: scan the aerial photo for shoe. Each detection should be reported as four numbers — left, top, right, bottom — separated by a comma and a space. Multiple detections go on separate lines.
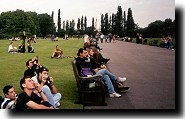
56, 102, 60, 107
118, 85, 130, 90
104, 58, 110, 64
116, 77, 126, 83
109, 92, 122, 98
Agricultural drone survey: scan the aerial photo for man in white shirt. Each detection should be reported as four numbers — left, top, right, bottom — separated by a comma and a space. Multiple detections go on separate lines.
1, 85, 16, 109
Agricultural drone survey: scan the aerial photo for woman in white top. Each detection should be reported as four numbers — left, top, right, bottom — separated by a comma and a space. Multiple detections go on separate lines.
8, 42, 17, 53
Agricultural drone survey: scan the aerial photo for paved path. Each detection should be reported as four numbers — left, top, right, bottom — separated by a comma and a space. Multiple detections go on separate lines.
84, 41, 175, 109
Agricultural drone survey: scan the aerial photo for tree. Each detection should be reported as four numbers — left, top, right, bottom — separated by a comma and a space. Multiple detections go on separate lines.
100, 14, 105, 34
111, 13, 116, 35
57, 9, 61, 32
164, 18, 173, 37
147, 20, 164, 38
115, 6, 123, 37
125, 8, 135, 37
51, 11, 56, 34
104, 13, 109, 34
38, 13, 53, 37
62, 20, 66, 30
81, 16, 84, 31
91, 17, 95, 31
84, 16, 87, 31
77, 18, 80, 32
66, 20, 69, 33
123, 11, 126, 31
109, 15, 112, 33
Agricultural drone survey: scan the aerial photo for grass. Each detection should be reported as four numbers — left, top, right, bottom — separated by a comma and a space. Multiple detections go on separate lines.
0, 38, 84, 109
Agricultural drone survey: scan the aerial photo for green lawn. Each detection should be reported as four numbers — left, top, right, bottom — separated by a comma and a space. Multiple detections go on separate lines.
0, 38, 84, 109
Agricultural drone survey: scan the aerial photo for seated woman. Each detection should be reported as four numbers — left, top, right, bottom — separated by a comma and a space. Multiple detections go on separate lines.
51, 45, 63, 59
75, 48, 128, 98
87, 48, 128, 91
90, 47, 110, 65
8, 42, 17, 53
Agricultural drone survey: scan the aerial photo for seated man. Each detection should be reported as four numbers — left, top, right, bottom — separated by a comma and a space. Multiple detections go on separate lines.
31, 67, 62, 108
1, 85, 17, 109
27, 41, 34, 53
75, 48, 127, 98
24, 57, 42, 78
51, 45, 63, 58
15, 76, 54, 109
18, 43, 26, 53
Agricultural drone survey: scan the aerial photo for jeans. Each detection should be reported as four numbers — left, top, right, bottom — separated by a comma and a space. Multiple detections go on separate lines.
40, 85, 62, 108
53, 93, 62, 105
96, 69, 117, 94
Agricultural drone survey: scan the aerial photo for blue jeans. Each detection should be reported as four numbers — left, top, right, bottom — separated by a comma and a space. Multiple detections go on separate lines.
53, 93, 62, 105
169, 41, 173, 49
96, 69, 117, 94
40, 85, 62, 108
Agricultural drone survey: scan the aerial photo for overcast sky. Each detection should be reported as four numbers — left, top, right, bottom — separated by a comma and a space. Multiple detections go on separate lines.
0, 0, 175, 29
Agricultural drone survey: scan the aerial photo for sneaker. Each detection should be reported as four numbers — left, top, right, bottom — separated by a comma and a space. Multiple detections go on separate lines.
56, 102, 60, 107
109, 92, 122, 98
116, 77, 126, 83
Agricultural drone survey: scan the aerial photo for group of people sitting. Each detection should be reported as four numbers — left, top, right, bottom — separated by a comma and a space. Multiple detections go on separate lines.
75, 46, 129, 98
83, 35, 103, 52
1, 57, 62, 109
8, 39, 35, 54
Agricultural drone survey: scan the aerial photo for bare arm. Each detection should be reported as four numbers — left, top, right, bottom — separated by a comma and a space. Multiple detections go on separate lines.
49, 77, 58, 94
26, 101, 54, 109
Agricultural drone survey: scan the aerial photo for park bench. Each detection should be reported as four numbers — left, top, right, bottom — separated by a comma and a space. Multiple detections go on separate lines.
72, 60, 107, 106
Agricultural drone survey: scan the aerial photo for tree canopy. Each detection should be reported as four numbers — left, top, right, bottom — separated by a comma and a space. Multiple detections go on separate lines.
0, 7, 175, 39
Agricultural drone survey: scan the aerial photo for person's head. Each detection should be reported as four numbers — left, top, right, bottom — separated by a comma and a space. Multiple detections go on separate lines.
38, 67, 49, 80
87, 48, 94, 56
3, 85, 16, 100
20, 76, 35, 91
26, 59, 34, 68
77, 48, 88, 58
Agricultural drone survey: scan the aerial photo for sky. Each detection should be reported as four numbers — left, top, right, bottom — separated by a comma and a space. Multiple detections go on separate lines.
0, 0, 175, 29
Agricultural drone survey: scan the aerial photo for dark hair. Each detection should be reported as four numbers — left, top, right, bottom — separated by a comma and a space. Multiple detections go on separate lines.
38, 67, 49, 73
20, 76, 32, 90
77, 48, 84, 56
26, 59, 32, 67
3, 85, 13, 95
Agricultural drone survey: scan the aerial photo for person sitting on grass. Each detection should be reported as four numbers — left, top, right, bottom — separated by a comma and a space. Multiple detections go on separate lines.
24, 57, 42, 78
51, 45, 63, 59
15, 76, 54, 109
31, 67, 62, 108
0, 85, 17, 109
75, 48, 127, 98
27, 40, 34, 53
8, 42, 17, 53
18, 43, 26, 53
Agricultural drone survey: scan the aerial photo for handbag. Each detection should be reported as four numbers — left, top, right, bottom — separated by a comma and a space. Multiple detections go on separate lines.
81, 68, 94, 77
